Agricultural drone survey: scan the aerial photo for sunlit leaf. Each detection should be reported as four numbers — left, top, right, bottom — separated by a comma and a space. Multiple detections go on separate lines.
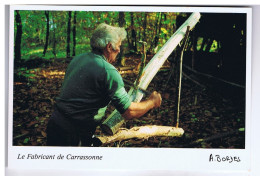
239, 128, 245, 132
23, 138, 29, 144
161, 27, 168, 34
41, 131, 47, 137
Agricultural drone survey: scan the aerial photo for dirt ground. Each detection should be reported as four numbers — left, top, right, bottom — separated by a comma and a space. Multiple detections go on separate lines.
12, 55, 245, 148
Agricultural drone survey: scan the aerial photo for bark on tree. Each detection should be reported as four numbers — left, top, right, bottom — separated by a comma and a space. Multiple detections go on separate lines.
98, 125, 184, 144
117, 12, 126, 66
130, 12, 137, 52
119, 12, 125, 28
52, 17, 56, 58
14, 10, 22, 63
126, 27, 131, 52
155, 13, 163, 47
72, 11, 77, 56
43, 11, 50, 56
143, 13, 147, 41
199, 37, 207, 51
149, 12, 163, 53
66, 11, 72, 58
205, 38, 213, 52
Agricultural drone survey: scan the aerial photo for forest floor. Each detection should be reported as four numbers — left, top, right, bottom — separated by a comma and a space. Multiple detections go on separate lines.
12, 55, 245, 148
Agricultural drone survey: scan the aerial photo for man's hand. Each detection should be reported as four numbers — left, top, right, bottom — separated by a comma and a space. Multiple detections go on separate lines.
149, 91, 162, 108
122, 91, 162, 120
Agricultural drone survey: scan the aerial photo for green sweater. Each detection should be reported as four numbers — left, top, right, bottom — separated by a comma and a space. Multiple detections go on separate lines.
56, 52, 131, 123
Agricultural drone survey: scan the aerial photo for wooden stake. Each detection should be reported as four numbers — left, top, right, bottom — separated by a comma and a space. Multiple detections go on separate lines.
176, 26, 190, 128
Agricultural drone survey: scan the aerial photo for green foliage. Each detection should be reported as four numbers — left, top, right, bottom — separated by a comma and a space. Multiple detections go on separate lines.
197, 37, 203, 50
239, 128, 245, 132
190, 112, 198, 123
17, 69, 36, 78
191, 117, 198, 123
209, 40, 219, 52
23, 138, 29, 144
201, 141, 207, 148
190, 112, 196, 118
16, 10, 226, 67
15, 10, 193, 64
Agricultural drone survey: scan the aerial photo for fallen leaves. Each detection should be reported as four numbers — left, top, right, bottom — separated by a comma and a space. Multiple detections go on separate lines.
12, 57, 245, 148
13, 61, 66, 146
27, 121, 38, 128
41, 131, 47, 137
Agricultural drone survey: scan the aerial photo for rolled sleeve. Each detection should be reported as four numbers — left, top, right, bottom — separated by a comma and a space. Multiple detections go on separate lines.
112, 87, 131, 114
105, 68, 132, 114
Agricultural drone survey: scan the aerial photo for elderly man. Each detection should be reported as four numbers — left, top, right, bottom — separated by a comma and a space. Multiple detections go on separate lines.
46, 23, 162, 146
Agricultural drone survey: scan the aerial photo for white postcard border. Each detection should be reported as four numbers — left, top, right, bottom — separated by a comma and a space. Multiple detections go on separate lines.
7, 5, 252, 175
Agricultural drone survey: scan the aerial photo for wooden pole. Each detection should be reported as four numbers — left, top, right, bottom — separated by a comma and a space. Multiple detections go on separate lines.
136, 41, 147, 85
176, 26, 190, 128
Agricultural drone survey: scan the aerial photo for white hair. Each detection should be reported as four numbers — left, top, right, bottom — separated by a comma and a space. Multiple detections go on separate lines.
90, 23, 127, 51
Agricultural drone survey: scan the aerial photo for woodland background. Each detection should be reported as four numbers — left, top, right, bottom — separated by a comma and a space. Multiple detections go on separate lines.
12, 10, 247, 148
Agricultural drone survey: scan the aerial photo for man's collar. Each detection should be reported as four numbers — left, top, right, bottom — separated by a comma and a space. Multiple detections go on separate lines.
92, 50, 108, 62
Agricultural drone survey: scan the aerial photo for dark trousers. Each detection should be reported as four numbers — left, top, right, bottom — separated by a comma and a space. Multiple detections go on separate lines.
46, 108, 98, 147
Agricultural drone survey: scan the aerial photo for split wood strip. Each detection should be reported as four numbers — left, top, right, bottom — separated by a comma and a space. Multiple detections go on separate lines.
13, 132, 30, 140
118, 66, 135, 71
183, 64, 245, 88
98, 125, 184, 144
102, 13, 201, 135
182, 72, 206, 88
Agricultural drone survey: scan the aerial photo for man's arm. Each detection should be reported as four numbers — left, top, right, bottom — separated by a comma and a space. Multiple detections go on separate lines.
122, 91, 162, 120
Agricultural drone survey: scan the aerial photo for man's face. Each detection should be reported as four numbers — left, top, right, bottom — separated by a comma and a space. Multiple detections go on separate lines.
106, 40, 121, 63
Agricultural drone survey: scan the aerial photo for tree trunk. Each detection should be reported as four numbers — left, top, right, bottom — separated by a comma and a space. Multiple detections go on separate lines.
52, 16, 56, 58
199, 37, 207, 51
154, 12, 163, 52
164, 13, 168, 40
14, 10, 22, 63
143, 13, 147, 41
156, 13, 163, 45
66, 11, 72, 58
118, 12, 125, 27
72, 11, 77, 56
43, 11, 50, 56
117, 12, 126, 66
149, 12, 162, 53
98, 125, 184, 145
130, 12, 137, 52
205, 38, 213, 52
